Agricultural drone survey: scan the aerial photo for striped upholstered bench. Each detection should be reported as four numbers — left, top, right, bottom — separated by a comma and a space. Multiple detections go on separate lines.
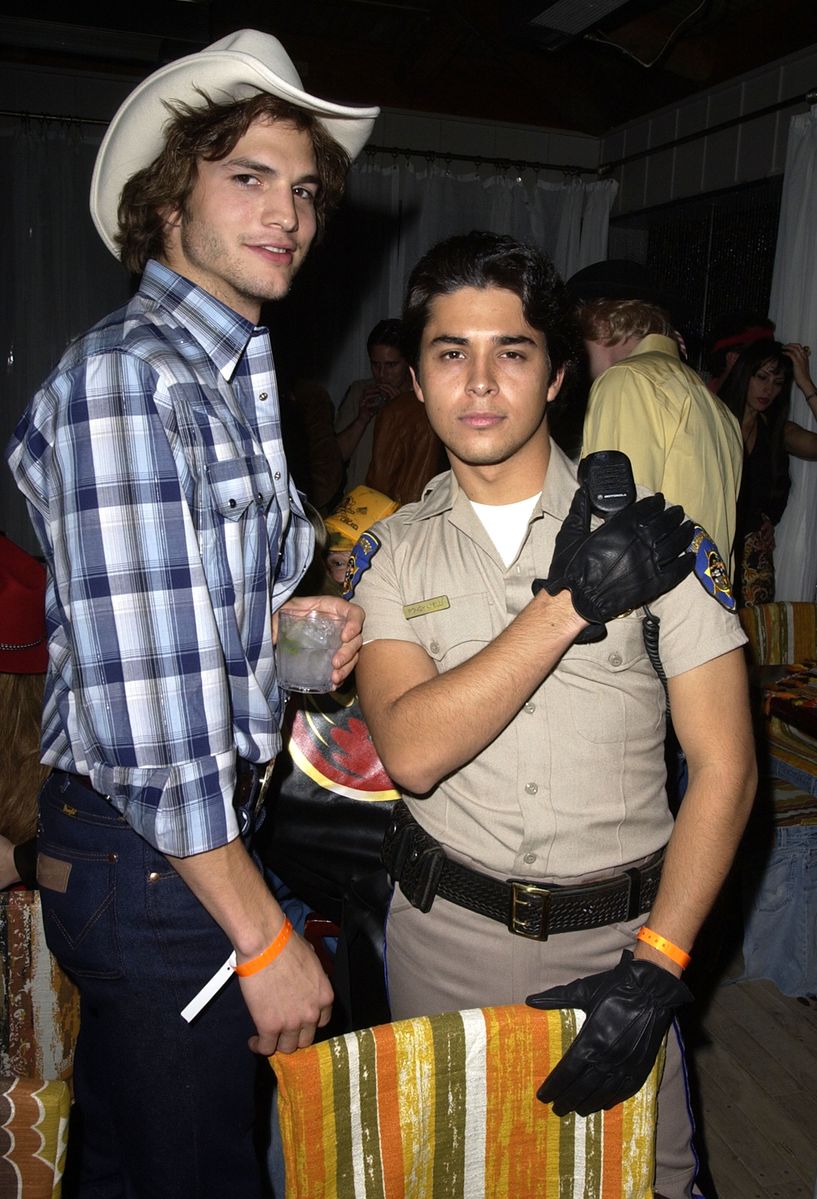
271, 1005, 661, 1199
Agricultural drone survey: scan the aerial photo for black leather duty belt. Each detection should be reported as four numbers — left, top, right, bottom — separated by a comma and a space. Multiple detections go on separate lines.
382, 802, 664, 941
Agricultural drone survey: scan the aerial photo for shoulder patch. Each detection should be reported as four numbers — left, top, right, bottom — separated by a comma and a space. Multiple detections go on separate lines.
343, 531, 382, 599
689, 526, 736, 611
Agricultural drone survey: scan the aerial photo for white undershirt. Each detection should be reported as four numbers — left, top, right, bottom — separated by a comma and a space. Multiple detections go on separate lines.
469, 494, 540, 567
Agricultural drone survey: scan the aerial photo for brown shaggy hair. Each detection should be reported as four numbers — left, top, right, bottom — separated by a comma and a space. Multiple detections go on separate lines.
577, 298, 674, 345
0, 673, 48, 844
116, 91, 351, 275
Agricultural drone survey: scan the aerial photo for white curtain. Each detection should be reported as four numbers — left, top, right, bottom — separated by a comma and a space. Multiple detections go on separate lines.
2, 123, 615, 552
769, 106, 817, 601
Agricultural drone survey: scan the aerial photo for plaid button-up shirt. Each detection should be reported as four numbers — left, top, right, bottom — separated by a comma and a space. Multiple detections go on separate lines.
7, 260, 313, 856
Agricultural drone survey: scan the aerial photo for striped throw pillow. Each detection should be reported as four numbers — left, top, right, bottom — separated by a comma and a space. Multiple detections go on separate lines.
271, 1005, 662, 1199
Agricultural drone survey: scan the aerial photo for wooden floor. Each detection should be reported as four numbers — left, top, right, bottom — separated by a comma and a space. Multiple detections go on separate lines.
685, 967, 817, 1199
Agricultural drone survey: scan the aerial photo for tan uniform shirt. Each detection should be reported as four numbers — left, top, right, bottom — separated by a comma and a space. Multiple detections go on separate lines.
355, 442, 746, 881
583, 334, 743, 574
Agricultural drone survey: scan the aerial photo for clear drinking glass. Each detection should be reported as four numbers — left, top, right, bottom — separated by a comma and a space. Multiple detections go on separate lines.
275, 609, 345, 694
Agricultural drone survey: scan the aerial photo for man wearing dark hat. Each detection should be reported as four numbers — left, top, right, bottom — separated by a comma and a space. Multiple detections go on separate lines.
6, 30, 377, 1197
571, 259, 743, 573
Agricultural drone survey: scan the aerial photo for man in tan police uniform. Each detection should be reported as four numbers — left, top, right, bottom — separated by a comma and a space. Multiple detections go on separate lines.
353, 232, 756, 1199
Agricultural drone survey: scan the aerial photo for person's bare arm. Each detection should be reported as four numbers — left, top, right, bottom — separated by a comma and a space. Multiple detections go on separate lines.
784, 419, 817, 460
633, 647, 757, 977
357, 588, 586, 794
168, 837, 333, 1055
0, 834, 21, 889
336, 383, 399, 462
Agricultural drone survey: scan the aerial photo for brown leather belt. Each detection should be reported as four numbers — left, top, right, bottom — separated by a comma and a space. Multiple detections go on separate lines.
62, 758, 274, 813
382, 801, 664, 941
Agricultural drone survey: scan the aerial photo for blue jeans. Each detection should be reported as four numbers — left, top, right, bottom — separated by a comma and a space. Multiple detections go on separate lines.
38, 771, 268, 1199
740, 823, 817, 996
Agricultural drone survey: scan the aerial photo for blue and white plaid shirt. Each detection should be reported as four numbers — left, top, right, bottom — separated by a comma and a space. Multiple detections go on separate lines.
7, 260, 313, 856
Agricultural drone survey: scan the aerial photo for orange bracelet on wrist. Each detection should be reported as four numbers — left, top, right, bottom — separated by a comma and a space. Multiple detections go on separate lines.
234, 918, 293, 977
636, 926, 691, 970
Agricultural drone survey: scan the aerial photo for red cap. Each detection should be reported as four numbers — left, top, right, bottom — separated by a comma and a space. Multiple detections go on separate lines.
0, 534, 47, 674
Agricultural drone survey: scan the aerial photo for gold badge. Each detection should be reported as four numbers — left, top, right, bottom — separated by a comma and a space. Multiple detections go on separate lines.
403, 595, 451, 620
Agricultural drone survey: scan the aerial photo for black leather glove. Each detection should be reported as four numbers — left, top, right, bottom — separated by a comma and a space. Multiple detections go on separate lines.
532, 486, 694, 630
526, 950, 692, 1116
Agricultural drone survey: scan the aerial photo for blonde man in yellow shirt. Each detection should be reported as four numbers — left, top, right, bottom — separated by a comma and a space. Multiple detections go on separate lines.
573, 262, 742, 574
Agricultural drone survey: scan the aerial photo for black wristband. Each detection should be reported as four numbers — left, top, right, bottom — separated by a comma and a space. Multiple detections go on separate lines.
13, 838, 38, 889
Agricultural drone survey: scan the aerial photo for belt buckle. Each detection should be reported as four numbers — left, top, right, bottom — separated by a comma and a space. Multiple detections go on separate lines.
509, 881, 551, 940
255, 760, 276, 815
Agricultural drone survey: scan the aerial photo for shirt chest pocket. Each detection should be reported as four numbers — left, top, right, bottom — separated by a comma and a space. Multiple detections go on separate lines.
560, 615, 651, 743
412, 592, 495, 670
206, 455, 275, 521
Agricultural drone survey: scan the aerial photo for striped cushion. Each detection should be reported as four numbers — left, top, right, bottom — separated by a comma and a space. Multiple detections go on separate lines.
271, 1006, 661, 1199
739, 602, 817, 667
738, 603, 817, 812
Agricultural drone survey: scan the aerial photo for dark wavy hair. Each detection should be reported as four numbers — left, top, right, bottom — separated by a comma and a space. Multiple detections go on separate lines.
366, 318, 405, 355
720, 338, 792, 516
720, 339, 792, 425
402, 231, 579, 383
116, 91, 351, 275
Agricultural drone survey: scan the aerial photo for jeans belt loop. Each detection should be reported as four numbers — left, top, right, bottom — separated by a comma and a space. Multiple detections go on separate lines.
510, 881, 552, 940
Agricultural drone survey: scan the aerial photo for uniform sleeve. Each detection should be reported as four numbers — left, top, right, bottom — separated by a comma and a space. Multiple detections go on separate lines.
649, 568, 747, 680
353, 522, 423, 647
9, 352, 241, 858
583, 368, 674, 494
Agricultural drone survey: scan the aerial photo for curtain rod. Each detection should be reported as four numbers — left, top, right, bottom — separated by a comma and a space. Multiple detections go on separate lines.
599, 88, 817, 174
0, 108, 107, 126
363, 142, 596, 177
0, 110, 598, 177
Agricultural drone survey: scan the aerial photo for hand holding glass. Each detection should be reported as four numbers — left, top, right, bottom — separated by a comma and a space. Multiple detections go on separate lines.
276, 609, 346, 694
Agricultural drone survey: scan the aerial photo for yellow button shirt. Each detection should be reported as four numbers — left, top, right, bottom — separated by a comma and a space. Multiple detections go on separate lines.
583, 334, 743, 575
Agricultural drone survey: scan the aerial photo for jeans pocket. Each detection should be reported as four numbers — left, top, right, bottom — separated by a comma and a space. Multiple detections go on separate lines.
38, 779, 125, 980
38, 847, 123, 979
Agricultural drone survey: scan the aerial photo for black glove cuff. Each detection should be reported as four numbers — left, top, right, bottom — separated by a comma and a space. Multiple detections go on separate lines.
622, 951, 693, 1007
532, 577, 559, 597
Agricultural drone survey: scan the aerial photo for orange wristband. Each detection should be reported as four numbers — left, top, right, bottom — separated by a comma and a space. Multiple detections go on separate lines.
234, 918, 293, 977
636, 926, 691, 970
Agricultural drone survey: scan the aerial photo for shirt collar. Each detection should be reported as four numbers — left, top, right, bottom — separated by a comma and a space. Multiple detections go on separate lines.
538, 441, 580, 521
403, 439, 579, 524
139, 260, 261, 381
626, 333, 680, 362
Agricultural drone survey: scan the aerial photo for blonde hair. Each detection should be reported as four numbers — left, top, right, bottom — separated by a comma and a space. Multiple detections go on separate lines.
578, 298, 674, 345
0, 673, 48, 843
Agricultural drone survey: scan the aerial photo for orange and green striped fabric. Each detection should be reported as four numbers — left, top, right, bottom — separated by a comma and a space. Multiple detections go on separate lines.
271, 1005, 662, 1199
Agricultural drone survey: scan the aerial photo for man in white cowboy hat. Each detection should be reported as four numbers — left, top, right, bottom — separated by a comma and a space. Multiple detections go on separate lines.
6, 30, 377, 1197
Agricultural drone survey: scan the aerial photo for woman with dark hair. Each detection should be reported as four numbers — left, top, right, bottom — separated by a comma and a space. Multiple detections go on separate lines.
720, 339, 817, 603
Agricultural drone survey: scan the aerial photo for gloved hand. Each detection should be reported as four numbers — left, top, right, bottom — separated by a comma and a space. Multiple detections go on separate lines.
532, 486, 694, 633
526, 950, 692, 1116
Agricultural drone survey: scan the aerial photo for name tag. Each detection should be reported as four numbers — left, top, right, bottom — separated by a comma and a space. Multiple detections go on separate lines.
403, 595, 451, 620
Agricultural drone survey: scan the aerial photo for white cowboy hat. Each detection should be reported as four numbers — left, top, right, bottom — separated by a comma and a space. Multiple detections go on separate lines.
90, 29, 380, 258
